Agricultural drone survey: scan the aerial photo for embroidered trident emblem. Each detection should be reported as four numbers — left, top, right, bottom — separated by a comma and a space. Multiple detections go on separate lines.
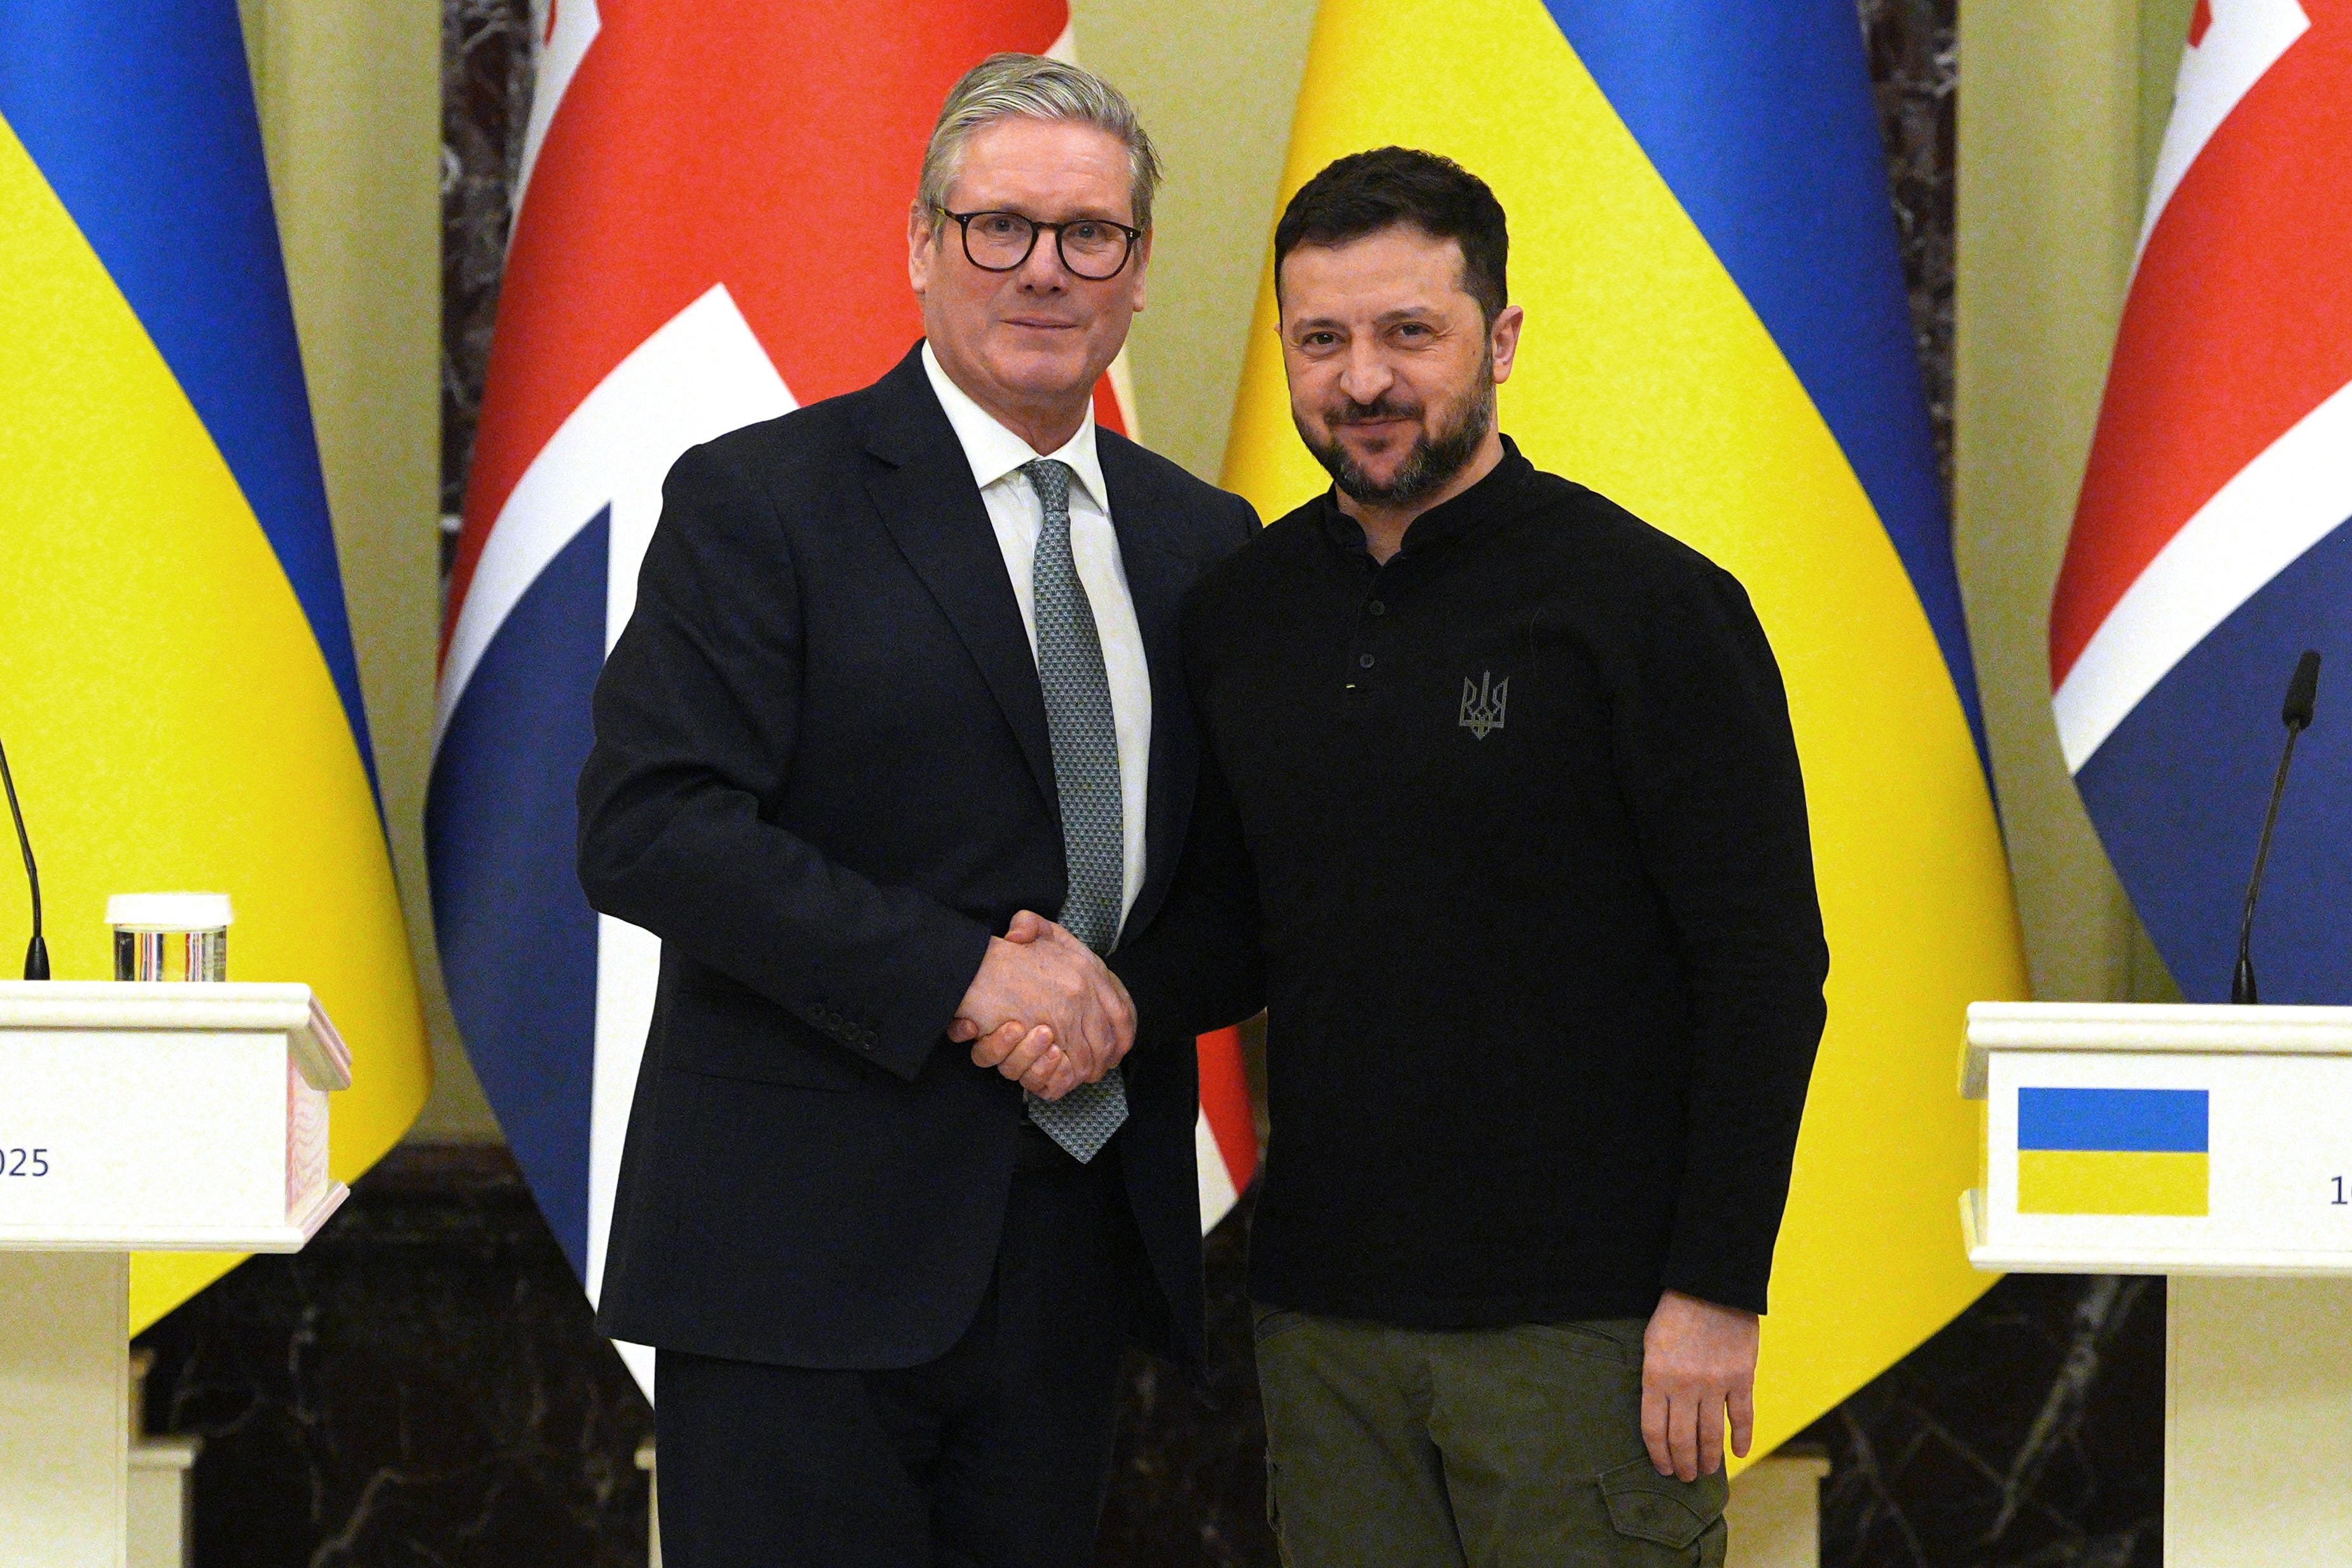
1459, 672, 1508, 739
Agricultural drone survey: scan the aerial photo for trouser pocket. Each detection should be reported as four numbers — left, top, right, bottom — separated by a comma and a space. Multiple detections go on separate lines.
1597, 1456, 1729, 1565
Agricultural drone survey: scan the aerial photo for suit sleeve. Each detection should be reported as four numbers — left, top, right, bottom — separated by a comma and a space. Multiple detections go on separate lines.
1606, 566, 1829, 1315
576, 440, 992, 1081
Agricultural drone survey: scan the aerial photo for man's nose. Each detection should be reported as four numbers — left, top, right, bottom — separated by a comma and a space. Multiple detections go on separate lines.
1336, 342, 1395, 406
1014, 229, 1071, 291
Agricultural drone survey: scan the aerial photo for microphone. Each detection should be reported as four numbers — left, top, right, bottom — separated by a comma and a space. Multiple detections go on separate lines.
2231, 649, 2320, 1004
0, 735, 47, 981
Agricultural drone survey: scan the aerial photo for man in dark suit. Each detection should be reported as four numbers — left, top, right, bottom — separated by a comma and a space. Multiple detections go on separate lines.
575, 53, 1256, 1568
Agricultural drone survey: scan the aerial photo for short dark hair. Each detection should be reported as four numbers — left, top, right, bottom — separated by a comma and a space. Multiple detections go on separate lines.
1273, 148, 1508, 323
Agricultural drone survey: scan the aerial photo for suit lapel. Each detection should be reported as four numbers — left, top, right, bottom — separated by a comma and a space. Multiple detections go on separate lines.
858, 350, 1059, 817
1099, 436, 1196, 936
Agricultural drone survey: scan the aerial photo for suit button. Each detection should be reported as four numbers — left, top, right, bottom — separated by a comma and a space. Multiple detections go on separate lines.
1367, 600, 1386, 616
1358, 653, 1375, 669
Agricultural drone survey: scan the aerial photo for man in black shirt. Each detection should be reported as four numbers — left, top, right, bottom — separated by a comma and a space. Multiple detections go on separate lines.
1097, 148, 1830, 1564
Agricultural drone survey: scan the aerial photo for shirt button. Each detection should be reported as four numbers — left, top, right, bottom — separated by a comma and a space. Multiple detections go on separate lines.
1367, 600, 1386, 616
1358, 653, 1375, 669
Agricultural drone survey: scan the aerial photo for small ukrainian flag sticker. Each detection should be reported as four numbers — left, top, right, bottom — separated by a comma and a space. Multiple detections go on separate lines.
2017, 1088, 2209, 1217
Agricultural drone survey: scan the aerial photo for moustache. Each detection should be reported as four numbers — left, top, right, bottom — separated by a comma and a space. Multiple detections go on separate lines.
1323, 398, 1424, 426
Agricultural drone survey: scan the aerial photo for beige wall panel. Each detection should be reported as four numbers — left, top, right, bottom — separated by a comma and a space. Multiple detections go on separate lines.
1071, 0, 1321, 482
1956, 0, 2185, 1006
244, 1, 498, 1139
2140, 0, 2199, 185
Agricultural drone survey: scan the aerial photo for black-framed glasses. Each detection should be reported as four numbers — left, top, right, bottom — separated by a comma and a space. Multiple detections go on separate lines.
935, 207, 1141, 281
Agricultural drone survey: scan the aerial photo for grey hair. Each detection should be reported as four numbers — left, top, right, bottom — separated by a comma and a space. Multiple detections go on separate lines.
917, 53, 1163, 232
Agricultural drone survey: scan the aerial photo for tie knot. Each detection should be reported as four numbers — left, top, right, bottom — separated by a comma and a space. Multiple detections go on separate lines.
1024, 458, 1075, 518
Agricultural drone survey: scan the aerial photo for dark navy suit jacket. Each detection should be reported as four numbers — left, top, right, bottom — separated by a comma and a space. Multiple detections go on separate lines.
578, 343, 1256, 1372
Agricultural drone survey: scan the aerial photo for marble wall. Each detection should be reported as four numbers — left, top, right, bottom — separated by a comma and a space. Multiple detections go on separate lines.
135, 1149, 653, 1566
122, 1, 2165, 1562
438, 0, 535, 535
1860, 0, 1958, 490
1808, 1275, 2162, 1566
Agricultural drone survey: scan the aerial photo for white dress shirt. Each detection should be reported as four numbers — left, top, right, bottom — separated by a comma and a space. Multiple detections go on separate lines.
922, 342, 1150, 933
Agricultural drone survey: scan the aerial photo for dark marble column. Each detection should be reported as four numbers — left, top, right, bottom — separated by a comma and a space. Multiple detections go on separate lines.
439, 0, 536, 565
1805, 1274, 2162, 1566
1861, 0, 1958, 490
1096, 1203, 1274, 1566
135, 1148, 653, 1566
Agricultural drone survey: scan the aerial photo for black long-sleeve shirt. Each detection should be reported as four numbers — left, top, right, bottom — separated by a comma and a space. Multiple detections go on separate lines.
1113, 438, 1828, 1323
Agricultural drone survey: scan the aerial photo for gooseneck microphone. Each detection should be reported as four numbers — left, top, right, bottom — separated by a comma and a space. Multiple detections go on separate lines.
2230, 649, 2321, 1004
0, 736, 47, 981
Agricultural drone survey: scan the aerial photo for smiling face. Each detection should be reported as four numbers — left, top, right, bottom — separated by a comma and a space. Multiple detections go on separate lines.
908, 116, 1150, 447
1279, 225, 1520, 513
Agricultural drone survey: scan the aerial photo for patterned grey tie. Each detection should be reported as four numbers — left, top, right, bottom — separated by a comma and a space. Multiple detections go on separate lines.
1022, 457, 1130, 1162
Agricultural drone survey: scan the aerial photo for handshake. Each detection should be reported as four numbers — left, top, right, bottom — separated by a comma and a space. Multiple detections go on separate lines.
949, 910, 1136, 1100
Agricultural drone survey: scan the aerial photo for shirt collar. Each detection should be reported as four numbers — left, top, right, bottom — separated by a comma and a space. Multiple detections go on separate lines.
1317, 434, 1532, 560
922, 340, 1108, 512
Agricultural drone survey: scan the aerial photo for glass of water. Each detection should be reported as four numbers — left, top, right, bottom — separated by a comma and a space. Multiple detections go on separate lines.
108, 893, 232, 982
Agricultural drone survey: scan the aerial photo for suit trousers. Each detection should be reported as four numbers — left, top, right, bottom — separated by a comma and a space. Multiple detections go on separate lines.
654, 1132, 1139, 1568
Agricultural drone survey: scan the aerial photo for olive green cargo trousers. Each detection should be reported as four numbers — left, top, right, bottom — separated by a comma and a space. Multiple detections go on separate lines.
1253, 1308, 1729, 1568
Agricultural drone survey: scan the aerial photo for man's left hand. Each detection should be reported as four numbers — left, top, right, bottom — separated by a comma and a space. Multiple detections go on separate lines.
1640, 1289, 1758, 1481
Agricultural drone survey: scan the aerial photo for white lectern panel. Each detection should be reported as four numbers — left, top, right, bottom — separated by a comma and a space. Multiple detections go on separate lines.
1962, 1002, 2352, 1277
0, 983, 351, 1252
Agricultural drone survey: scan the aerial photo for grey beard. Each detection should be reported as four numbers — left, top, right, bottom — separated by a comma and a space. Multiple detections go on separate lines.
1301, 378, 1495, 510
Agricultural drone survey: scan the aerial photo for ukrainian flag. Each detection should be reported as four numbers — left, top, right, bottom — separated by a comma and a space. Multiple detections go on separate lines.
2018, 1088, 2209, 1217
1225, 0, 2030, 1464
0, 5, 429, 1331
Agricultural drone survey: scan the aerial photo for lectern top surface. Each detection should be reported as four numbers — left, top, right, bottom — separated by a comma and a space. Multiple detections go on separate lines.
1963, 1000, 2352, 1099
0, 982, 352, 1091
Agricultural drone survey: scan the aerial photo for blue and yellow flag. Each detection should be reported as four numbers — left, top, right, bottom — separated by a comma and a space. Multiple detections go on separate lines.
2017, 1088, 2209, 1218
0, 5, 428, 1330
1226, 0, 2030, 1464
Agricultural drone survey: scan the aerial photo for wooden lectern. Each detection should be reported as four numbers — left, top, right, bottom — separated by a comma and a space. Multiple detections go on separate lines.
1963, 1001, 2352, 1565
0, 982, 350, 1567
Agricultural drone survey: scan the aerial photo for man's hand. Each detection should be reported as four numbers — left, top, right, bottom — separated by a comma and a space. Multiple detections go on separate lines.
966, 1018, 1079, 1100
992, 912, 1138, 1076
1641, 1289, 1758, 1481
950, 911, 1134, 1095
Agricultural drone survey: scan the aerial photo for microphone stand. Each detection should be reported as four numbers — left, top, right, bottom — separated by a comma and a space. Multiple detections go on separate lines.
2231, 651, 2320, 1004
0, 736, 46, 981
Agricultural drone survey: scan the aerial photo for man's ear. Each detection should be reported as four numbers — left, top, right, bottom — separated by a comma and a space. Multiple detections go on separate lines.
908, 201, 938, 295
1127, 228, 1153, 314
1489, 303, 1526, 386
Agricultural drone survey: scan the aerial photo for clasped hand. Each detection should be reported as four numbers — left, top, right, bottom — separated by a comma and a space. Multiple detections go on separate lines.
949, 910, 1134, 1100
